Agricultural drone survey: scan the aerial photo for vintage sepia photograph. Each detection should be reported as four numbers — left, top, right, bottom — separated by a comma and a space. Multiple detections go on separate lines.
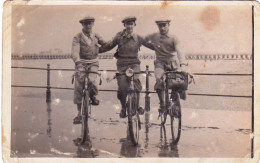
2, 1, 260, 162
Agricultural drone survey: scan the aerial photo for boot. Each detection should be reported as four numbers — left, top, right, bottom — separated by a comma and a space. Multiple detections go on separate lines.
120, 108, 127, 118
156, 90, 166, 113
73, 103, 82, 124
136, 92, 144, 115
90, 96, 99, 105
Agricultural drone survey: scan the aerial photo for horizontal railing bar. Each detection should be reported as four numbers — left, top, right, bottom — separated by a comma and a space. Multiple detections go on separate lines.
11, 85, 47, 89
11, 85, 252, 98
50, 87, 73, 90
144, 91, 252, 98
187, 93, 252, 98
11, 66, 252, 76
45, 68, 73, 71
192, 73, 252, 76
11, 66, 47, 70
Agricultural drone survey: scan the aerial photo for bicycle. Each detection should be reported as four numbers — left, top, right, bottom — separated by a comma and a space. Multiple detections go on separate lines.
114, 68, 144, 146
159, 70, 194, 144
72, 61, 100, 144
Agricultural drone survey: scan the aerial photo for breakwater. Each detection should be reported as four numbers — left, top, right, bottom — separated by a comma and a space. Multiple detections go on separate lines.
11, 54, 252, 60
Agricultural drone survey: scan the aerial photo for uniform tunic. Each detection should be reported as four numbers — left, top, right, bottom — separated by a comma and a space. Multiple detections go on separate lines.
72, 30, 106, 104
99, 29, 153, 95
145, 33, 185, 90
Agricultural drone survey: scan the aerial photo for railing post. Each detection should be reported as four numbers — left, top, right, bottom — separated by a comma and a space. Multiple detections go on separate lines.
46, 64, 51, 102
145, 65, 150, 111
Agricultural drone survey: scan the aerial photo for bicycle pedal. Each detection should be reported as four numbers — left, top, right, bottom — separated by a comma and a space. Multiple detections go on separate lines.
73, 120, 82, 125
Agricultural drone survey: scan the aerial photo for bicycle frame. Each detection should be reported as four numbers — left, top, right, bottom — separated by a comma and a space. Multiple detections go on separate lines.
115, 68, 142, 114
127, 73, 135, 93
115, 68, 140, 97
160, 70, 193, 144
75, 61, 100, 144
115, 68, 141, 146
81, 75, 90, 116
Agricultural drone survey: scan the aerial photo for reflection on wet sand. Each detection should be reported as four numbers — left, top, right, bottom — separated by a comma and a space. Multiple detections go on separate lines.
119, 128, 140, 157
144, 112, 150, 149
74, 140, 98, 158
46, 102, 52, 138
73, 121, 99, 158
144, 111, 179, 157
158, 125, 179, 157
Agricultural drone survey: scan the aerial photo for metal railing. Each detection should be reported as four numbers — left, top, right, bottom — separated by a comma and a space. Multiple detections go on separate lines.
11, 64, 253, 111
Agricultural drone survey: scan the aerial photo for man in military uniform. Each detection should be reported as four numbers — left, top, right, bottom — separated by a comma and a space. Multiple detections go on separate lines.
99, 16, 153, 118
72, 16, 106, 124
145, 19, 187, 112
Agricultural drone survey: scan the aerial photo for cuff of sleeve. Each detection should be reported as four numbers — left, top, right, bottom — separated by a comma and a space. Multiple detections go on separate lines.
180, 63, 188, 67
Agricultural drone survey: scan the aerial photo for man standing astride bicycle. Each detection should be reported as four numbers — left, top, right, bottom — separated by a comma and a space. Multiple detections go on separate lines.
72, 16, 106, 124
145, 19, 187, 113
99, 16, 153, 118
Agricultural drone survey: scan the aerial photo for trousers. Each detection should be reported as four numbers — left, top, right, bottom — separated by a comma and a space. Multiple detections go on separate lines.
73, 61, 100, 104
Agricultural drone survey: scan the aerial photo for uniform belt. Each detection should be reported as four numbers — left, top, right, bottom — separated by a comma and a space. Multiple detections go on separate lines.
78, 58, 98, 64
118, 57, 138, 59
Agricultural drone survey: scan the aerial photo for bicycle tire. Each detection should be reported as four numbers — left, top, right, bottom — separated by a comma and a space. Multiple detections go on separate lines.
80, 90, 89, 144
170, 92, 182, 144
127, 92, 140, 146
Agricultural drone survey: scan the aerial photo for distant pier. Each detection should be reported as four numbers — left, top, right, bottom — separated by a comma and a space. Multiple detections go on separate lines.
11, 54, 252, 61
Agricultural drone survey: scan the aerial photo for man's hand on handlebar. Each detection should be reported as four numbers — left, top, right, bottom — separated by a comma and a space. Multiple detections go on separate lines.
180, 63, 188, 72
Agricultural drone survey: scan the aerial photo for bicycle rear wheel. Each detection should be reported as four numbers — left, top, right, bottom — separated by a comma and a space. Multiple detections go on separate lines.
127, 92, 140, 146
170, 91, 182, 144
80, 90, 89, 144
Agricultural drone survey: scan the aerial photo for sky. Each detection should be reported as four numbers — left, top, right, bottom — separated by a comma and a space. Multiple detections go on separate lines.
11, 4, 252, 55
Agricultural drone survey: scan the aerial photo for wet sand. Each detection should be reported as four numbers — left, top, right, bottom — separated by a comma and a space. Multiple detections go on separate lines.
11, 88, 251, 158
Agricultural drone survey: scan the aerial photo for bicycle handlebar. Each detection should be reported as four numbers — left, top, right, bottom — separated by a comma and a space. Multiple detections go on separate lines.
164, 71, 192, 76
115, 71, 142, 76
164, 70, 181, 74
75, 62, 101, 75
110, 72, 141, 80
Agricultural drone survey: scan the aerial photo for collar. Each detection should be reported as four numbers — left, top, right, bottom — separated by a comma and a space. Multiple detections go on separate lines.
82, 29, 94, 40
122, 29, 138, 42
160, 32, 170, 39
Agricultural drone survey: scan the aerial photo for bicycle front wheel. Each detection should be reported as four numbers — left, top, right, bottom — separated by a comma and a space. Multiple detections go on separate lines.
170, 92, 182, 144
80, 90, 90, 144
127, 92, 140, 146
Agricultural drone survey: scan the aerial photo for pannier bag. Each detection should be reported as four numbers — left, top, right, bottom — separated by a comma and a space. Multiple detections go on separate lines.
166, 72, 194, 90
